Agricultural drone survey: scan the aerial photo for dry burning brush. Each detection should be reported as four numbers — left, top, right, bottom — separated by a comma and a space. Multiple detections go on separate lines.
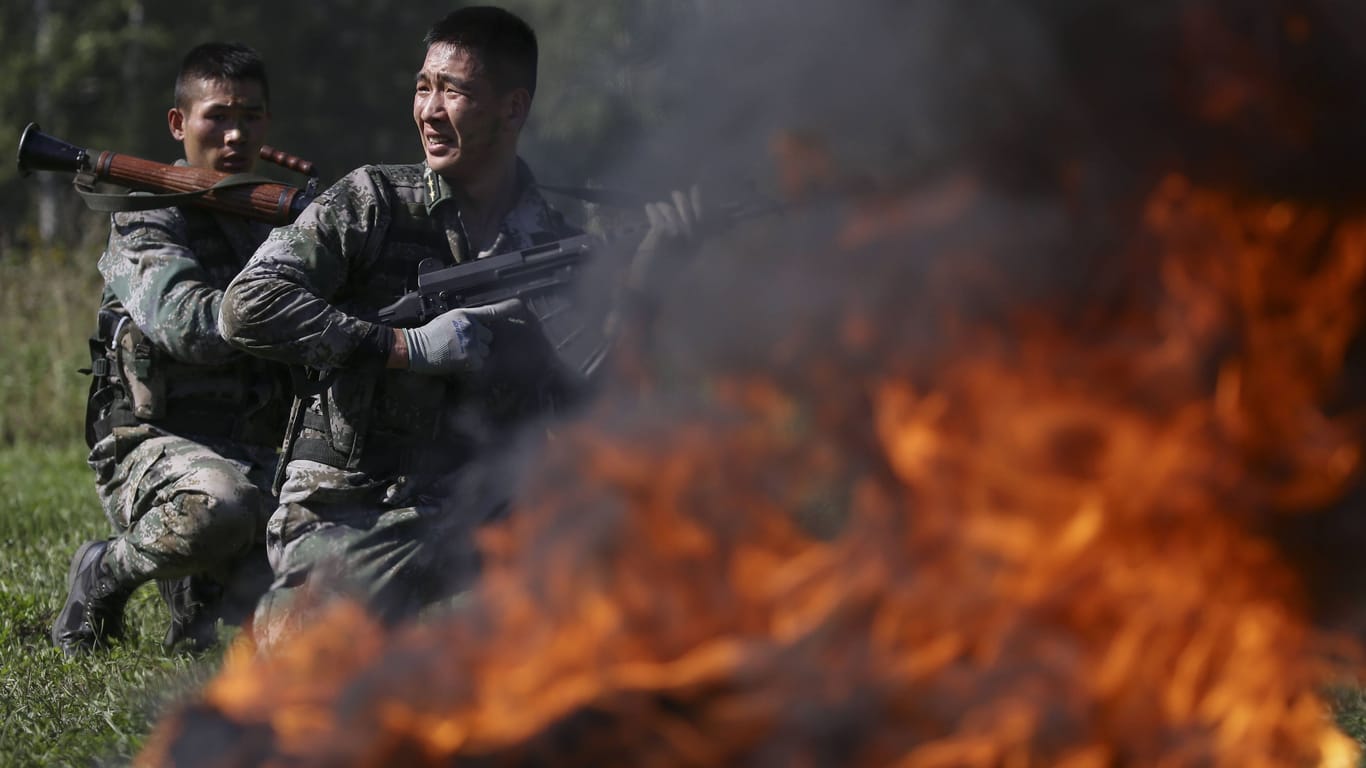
141, 2, 1366, 766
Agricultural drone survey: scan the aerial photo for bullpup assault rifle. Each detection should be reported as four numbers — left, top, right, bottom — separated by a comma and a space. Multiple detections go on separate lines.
375, 234, 596, 324
15, 122, 318, 225
274, 197, 770, 493
367, 190, 782, 365
373, 232, 606, 379
272, 231, 609, 494
272, 196, 778, 490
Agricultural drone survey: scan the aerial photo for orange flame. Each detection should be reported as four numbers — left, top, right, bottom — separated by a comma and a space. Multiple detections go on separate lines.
138, 169, 1366, 767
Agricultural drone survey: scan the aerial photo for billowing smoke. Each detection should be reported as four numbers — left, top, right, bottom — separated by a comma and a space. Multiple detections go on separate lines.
614, 0, 1366, 627
142, 2, 1366, 765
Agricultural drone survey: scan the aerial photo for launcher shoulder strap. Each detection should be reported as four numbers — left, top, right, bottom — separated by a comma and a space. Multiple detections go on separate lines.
73, 172, 280, 213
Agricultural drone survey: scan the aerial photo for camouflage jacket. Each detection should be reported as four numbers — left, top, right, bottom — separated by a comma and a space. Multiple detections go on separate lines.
94, 202, 289, 446
219, 160, 580, 477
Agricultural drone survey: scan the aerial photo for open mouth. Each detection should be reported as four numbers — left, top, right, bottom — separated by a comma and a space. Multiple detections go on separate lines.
425, 133, 455, 151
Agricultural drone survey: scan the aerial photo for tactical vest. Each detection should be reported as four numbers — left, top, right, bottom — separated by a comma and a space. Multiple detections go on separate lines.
290, 164, 577, 478
84, 208, 290, 448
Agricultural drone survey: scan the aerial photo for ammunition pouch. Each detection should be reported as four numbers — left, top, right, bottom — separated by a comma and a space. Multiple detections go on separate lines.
83, 313, 288, 447
291, 411, 406, 477
116, 319, 166, 421
291, 410, 479, 481
284, 365, 489, 480
283, 365, 442, 471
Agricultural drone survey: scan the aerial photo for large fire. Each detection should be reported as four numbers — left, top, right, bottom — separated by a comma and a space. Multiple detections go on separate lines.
138, 4, 1366, 766
136, 167, 1366, 766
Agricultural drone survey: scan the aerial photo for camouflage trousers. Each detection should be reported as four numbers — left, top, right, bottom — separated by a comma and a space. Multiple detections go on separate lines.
89, 424, 275, 616
252, 457, 511, 650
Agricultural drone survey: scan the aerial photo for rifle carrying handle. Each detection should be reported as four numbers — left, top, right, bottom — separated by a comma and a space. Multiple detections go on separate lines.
259, 146, 317, 177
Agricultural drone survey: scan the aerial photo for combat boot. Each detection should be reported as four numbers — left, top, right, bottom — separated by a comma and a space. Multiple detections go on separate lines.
50, 540, 137, 655
156, 575, 223, 654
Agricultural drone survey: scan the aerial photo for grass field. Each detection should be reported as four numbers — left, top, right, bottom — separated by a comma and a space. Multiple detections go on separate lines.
0, 245, 101, 446
0, 442, 225, 767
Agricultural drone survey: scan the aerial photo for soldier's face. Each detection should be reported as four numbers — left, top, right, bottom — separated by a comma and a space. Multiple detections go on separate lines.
414, 44, 528, 183
168, 77, 269, 173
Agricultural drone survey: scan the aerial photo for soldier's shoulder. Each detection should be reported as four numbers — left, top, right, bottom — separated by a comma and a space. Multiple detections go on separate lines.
543, 204, 584, 238
366, 163, 426, 185
110, 204, 189, 244
110, 203, 187, 229
317, 164, 423, 206
516, 188, 583, 242
354, 163, 427, 195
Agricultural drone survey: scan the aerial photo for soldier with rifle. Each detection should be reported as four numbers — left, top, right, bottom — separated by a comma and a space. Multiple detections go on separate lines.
50, 42, 292, 655
218, 5, 701, 647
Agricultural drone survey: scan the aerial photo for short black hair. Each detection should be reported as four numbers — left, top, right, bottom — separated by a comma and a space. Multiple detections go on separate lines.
174, 42, 269, 110
423, 6, 538, 99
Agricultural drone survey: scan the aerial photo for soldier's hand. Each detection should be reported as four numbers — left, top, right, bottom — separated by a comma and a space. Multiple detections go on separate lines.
628, 185, 704, 296
402, 299, 528, 376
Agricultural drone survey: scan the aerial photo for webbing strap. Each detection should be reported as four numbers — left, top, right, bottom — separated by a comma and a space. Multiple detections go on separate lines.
74, 173, 281, 213
94, 399, 279, 446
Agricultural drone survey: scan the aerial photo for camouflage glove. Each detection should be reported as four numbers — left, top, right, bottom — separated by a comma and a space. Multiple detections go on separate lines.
627, 185, 704, 296
402, 299, 526, 376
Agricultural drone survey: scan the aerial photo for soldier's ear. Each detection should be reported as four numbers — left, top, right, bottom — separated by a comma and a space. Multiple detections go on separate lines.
168, 108, 186, 142
502, 88, 530, 132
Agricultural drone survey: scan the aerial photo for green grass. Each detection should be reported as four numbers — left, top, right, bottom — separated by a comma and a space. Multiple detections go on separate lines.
1335, 687, 1366, 764
0, 442, 224, 767
0, 245, 104, 445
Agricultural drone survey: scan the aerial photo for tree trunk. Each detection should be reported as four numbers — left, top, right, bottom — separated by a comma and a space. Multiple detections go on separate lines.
33, 0, 57, 242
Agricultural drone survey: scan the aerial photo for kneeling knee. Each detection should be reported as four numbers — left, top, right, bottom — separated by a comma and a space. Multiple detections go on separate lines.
179, 478, 265, 544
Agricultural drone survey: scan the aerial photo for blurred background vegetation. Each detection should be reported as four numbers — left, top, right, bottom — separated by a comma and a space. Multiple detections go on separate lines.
0, 0, 719, 247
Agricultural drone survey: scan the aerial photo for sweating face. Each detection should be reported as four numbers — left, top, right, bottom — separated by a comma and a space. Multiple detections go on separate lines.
413, 43, 525, 183
169, 77, 269, 173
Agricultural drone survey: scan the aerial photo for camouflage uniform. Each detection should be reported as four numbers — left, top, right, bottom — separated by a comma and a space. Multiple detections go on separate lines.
219, 160, 580, 644
83, 201, 289, 637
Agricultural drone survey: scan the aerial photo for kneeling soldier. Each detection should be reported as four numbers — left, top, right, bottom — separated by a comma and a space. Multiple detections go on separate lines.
51, 42, 290, 654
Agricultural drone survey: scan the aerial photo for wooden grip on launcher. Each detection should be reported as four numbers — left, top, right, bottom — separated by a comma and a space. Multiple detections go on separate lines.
259, 145, 316, 177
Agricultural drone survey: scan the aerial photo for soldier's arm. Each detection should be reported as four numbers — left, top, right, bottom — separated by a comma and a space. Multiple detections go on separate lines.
99, 207, 242, 366
219, 167, 396, 370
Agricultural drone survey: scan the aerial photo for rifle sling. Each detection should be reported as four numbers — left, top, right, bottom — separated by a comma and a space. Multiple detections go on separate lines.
74, 172, 282, 213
